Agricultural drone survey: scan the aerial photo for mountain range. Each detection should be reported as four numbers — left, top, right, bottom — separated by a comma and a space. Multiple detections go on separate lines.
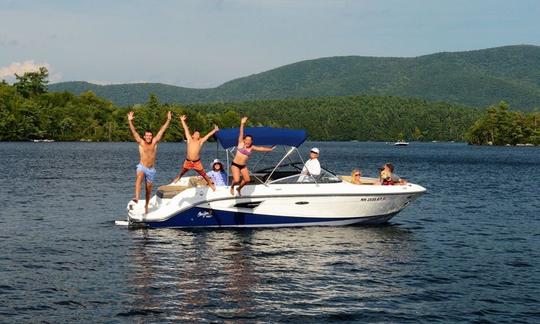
48, 45, 540, 110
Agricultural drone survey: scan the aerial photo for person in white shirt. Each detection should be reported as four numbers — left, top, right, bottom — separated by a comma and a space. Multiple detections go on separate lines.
298, 147, 321, 182
207, 159, 227, 186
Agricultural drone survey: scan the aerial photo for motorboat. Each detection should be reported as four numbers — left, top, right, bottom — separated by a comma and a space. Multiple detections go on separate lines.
393, 140, 409, 146
121, 127, 426, 228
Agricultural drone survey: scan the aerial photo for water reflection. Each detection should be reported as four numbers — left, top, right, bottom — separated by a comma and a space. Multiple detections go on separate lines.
2, 142, 538, 322
123, 225, 416, 321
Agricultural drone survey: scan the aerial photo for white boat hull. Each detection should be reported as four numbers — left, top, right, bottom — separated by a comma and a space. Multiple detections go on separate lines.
126, 178, 426, 228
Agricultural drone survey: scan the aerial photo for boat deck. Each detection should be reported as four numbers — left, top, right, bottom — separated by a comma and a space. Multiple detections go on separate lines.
157, 175, 381, 199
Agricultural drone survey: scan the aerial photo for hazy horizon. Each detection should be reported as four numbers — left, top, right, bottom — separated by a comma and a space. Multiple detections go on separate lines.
2, 0, 540, 87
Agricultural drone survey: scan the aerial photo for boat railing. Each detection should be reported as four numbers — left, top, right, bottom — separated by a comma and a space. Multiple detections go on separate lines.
224, 145, 308, 186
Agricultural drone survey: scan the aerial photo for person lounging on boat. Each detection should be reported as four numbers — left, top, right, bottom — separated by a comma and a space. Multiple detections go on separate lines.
351, 169, 362, 184
378, 163, 407, 185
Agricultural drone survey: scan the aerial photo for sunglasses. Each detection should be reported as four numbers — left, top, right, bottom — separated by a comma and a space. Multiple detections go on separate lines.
354, 173, 361, 177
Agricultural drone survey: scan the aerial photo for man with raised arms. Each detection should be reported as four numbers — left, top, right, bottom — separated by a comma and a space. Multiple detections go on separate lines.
128, 110, 172, 214
173, 115, 218, 191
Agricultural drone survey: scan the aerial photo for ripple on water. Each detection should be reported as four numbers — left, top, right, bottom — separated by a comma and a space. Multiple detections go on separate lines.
1, 142, 539, 323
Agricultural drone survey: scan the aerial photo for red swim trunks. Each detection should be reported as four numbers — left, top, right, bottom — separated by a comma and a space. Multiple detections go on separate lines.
180, 159, 208, 178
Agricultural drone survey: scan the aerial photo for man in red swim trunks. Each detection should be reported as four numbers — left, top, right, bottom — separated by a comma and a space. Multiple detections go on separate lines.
174, 115, 218, 191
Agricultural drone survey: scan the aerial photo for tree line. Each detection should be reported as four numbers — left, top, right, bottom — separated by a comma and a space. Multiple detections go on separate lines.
1, 68, 537, 144
466, 102, 539, 145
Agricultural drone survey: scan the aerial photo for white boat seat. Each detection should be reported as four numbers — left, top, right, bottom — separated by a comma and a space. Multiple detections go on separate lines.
156, 185, 190, 199
339, 175, 377, 185
156, 177, 209, 199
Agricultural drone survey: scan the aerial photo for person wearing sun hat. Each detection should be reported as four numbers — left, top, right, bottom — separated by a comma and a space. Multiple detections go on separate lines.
207, 159, 228, 186
298, 147, 321, 182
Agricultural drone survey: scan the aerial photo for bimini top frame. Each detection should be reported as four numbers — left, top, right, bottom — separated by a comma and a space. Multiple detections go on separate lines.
214, 127, 308, 185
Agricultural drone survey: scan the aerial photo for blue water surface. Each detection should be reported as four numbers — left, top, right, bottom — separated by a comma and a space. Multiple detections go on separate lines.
0, 141, 539, 322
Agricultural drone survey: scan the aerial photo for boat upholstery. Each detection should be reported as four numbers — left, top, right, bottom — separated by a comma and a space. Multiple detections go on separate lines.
339, 175, 377, 185
157, 177, 209, 199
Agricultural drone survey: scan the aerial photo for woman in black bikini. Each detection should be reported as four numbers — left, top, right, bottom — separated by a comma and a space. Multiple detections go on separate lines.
230, 116, 275, 196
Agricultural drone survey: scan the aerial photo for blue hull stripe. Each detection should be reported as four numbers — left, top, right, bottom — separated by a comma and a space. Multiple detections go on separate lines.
144, 207, 400, 228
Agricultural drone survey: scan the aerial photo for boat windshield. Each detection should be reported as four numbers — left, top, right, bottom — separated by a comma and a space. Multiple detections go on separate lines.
253, 162, 342, 184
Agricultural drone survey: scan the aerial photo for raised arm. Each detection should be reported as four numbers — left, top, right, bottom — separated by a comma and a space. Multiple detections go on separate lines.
179, 115, 191, 141
201, 124, 219, 143
127, 111, 142, 143
238, 116, 248, 146
153, 111, 172, 143
252, 145, 275, 152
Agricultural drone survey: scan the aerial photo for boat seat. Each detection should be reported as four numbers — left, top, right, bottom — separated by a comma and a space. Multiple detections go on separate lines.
156, 185, 190, 199
156, 177, 209, 199
340, 175, 352, 183
339, 175, 377, 185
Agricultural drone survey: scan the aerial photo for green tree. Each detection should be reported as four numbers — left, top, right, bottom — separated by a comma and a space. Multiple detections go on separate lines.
466, 101, 538, 145
59, 117, 75, 137
413, 127, 423, 141
14, 67, 49, 98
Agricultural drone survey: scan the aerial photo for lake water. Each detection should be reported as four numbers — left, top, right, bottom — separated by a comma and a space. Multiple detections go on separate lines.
1, 141, 539, 322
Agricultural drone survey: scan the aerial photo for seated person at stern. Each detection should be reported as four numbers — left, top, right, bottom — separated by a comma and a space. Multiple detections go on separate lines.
379, 163, 407, 185
351, 169, 362, 184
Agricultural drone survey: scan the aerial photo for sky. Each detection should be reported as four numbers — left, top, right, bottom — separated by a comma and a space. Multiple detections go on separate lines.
1, 0, 539, 88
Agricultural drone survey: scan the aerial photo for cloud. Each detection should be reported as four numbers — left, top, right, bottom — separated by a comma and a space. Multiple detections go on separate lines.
0, 60, 61, 82
49, 72, 63, 83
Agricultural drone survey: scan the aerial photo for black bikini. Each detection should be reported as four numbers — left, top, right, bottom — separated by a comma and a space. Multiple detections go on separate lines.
231, 161, 246, 170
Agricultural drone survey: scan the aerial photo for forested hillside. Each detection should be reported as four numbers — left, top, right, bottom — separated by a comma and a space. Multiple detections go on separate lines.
2, 69, 482, 142
188, 96, 480, 141
48, 45, 540, 110
5, 68, 537, 144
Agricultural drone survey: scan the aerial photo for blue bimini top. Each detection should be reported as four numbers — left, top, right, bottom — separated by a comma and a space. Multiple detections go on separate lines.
215, 127, 307, 149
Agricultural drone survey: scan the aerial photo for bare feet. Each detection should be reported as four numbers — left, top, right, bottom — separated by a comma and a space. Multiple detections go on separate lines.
236, 188, 242, 196
132, 198, 139, 203
210, 183, 216, 192
230, 186, 235, 195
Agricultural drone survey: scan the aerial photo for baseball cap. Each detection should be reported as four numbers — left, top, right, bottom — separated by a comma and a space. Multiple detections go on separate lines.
310, 147, 320, 154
